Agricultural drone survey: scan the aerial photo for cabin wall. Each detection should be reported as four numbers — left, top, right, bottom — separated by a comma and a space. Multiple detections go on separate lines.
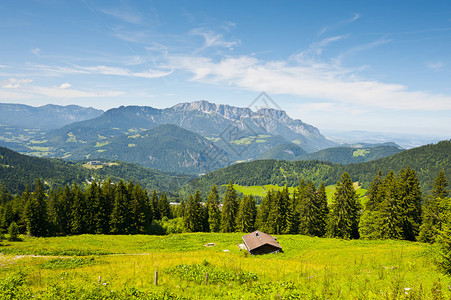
250, 244, 281, 255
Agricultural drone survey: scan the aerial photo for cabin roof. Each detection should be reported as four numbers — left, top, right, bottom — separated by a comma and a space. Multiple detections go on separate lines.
242, 230, 282, 252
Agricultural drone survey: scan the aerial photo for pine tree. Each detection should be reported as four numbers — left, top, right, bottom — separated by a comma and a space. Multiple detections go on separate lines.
326, 172, 360, 239
129, 184, 148, 234
397, 167, 422, 241
298, 181, 327, 237
84, 181, 100, 234
377, 170, 403, 239
220, 181, 238, 233
236, 195, 257, 232
285, 188, 300, 234
436, 196, 451, 275
256, 190, 272, 232
184, 191, 202, 232
150, 190, 160, 220
93, 183, 110, 234
7, 221, 20, 241
158, 193, 171, 219
46, 188, 60, 235
419, 170, 449, 243
268, 191, 285, 234
56, 185, 73, 235
110, 180, 129, 234
24, 179, 48, 237
207, 184, 221, 232
359, 171, 384, 239
366, 170, 385, 211
71, 183, 87, 234
431, 170, 449, 199
317, 182, 329, 237
18, 185, 31, 233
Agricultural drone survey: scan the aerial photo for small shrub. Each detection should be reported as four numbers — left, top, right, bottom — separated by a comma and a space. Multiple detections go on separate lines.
0, 271, 30, 299
40, 257, 100, 270
166, 264, 258, 285
7, 222, 21, 242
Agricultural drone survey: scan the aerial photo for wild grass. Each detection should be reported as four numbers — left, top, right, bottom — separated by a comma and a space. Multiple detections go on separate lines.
233, 183, 367, 204
0, 233, 449, 299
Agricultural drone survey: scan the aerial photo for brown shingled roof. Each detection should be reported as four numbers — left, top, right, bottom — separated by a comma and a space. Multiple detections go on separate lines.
242, 230, 282, 252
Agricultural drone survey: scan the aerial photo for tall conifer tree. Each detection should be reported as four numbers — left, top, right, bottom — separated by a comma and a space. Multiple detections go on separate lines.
327, 172, 360, 239
236, 195, 257, 232
419, 170, 449, 243
207, 184, 221, 232
24, 179, 48, 237
220, 181, 238, 233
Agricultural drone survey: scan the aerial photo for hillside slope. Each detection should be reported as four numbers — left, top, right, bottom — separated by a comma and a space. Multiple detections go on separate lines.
296, 145, 403, 164
184, 140, 450, 195
0, 146, 192, 194
61, 124, 228, 174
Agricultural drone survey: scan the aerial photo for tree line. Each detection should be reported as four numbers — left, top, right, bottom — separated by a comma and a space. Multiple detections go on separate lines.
0, 168, 449, 243
0, 179, 172, 236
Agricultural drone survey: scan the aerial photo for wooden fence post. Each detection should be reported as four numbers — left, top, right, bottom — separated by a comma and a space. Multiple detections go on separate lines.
154, 271, 158, 285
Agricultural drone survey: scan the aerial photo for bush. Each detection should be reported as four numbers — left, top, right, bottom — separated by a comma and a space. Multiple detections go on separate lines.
7, 222, 21, 241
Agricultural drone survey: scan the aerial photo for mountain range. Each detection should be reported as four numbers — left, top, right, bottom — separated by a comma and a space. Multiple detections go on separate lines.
0, 101, 413, 174
0, 103, 103, 130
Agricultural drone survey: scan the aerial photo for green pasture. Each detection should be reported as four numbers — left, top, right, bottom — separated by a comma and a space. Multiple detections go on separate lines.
232, 183, 367, 204
0, 233, 448, 299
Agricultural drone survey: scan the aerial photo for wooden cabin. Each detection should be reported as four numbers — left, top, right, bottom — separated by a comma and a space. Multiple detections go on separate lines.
242, 231, 282, 255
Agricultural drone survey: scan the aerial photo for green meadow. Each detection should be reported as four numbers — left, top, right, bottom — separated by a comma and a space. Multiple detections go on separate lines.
232, 183, 368, 204
1, 233, 449, 299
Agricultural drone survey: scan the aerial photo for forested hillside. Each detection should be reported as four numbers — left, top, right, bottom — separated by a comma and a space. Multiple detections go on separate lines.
0, 146, 90, 193
296, 145, 403, 164
0, 146, 192, 194
185, 140, 450, 195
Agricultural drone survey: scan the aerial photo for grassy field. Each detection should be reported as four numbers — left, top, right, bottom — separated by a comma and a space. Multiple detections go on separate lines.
233, 183, 368, 204
0, 233, 448, 299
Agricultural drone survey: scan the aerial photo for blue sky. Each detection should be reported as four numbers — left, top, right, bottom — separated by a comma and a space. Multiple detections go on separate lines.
0, 0, 450, 137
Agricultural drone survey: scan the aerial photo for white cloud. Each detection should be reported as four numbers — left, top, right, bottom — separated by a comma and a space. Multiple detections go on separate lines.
31, 86, 123, 99
30, 64, 172, 79
0, 65, 9, 68
0, 78, 123, 100
426, 61, 445, 71
169, 54, 451, 111
59, 82, 72, 89
31, 48, 41, 56
1, 78, 33, 89
190, 28, 238, 49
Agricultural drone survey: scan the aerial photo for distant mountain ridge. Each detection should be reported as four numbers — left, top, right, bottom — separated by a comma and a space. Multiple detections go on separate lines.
0, 103, 103, 130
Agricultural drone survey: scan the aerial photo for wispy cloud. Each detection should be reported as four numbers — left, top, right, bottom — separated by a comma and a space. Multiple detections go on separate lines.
293, 35, 350, 62
168, 54, 451, 111
426, 61, 445, 71
319, 13, 360, 36
31, 48, 41, 56
1, 78, 33, 89
0, 65, 9, 68
190, 28, 239, 50
334, 38, 391, 63
98, 7, 143, 24
0, 78, 123, 100
30, 64, 173, 79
